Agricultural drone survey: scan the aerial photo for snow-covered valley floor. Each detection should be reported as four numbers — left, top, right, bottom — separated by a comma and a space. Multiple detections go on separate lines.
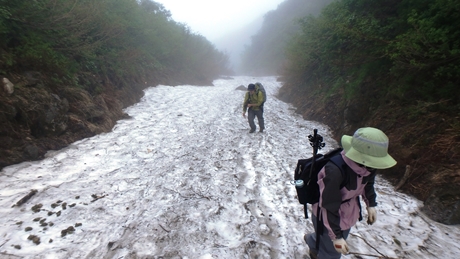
0, 76, 459, 259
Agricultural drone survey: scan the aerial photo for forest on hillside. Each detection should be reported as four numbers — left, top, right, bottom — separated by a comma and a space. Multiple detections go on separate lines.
0, 0, 230, 169
241, 0, 460, 224
283, 0, 459, 104
0, 0, 230, 91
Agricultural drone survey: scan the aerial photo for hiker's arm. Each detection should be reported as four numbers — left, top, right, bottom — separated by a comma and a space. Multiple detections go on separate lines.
363, 171, 377, 207
242, 93, 249, 112
318, 164, 344, 239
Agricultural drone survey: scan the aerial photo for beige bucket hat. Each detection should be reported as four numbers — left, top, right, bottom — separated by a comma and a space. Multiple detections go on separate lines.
341, 127, 397, 169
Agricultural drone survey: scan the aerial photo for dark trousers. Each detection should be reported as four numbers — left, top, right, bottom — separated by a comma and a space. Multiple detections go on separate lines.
306, 214, 350, 259
248, 108, 264, 131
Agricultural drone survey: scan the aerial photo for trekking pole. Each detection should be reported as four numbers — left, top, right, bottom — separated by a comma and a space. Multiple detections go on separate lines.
308, 129, 325, 250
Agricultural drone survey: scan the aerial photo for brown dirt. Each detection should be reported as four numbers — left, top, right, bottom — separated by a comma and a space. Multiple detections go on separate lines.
0, 72, 212, 170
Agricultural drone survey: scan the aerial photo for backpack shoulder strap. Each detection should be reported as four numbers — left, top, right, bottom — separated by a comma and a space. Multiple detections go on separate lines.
330, 154, 363, 220
328, 154, 348, 187
329, 154, 345, 172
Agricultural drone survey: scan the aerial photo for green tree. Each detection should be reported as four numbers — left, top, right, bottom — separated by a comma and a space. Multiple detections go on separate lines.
283, 0, 460, 103
0, 0, 230, 93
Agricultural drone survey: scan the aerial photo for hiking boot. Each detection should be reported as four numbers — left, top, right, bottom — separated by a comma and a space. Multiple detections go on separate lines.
259, 129, 264, 133
249, 129, 255, 133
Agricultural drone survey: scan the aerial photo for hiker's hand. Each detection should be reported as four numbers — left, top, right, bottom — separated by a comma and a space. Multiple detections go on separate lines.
367, 207, 377, 225
333, 238, 349, 255
247, 104, 252, 107
242, 112, 246, 118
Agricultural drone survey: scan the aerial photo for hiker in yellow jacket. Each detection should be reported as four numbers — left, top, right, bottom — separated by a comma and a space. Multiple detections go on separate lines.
242, 83, 265, 133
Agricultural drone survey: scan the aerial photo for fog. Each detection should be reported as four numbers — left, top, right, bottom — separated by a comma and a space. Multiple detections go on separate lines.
212, 16, 264, 73
153, 0, 284, 42
152, 0, 284, 73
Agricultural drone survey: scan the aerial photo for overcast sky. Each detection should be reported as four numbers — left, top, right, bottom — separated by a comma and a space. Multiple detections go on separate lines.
153, 0, 285, 41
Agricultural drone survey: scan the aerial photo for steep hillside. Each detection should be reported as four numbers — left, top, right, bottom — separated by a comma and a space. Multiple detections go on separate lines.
274, 0, 460, 225
0, 72, 212, 169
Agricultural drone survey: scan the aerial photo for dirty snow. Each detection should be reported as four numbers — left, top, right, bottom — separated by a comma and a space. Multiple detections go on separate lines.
0, 76, 459, 259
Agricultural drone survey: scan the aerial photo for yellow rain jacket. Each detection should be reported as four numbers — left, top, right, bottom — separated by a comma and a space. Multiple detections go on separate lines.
243, 90, 264, 112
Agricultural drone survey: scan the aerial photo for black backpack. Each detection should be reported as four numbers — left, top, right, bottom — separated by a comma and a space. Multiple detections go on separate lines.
293, 147, 347, 217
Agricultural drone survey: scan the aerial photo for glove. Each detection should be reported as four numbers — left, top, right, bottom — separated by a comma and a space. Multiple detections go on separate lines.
367, 207, 377, 225
333, 238, 349, 254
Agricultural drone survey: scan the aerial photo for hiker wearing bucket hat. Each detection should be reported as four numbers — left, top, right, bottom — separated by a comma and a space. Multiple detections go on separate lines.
341, 127, 397, 169
304, 127, 396, 259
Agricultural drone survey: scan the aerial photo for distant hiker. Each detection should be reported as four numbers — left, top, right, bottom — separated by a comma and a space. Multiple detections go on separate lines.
242, 83, 265, 133
304, 127, 397, 259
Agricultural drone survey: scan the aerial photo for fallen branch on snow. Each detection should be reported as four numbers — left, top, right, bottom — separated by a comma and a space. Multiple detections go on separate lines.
349, 252, 399, 259
90, 194, 108, 202
164, 187, 211, 200
159, 224, 171, 233
395, 165, 411, 190
13, 189, 38, 207
350, 233, 399, 259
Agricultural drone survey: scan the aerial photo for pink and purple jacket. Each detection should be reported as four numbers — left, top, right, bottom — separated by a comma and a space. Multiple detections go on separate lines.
312, 151, 377, 240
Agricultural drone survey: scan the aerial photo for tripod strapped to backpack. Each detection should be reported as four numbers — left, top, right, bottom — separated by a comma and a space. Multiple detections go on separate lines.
294, 129, 353, 251
308, 129, 326, 182
293, 129, 326, 218
293, 129, 346, 218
